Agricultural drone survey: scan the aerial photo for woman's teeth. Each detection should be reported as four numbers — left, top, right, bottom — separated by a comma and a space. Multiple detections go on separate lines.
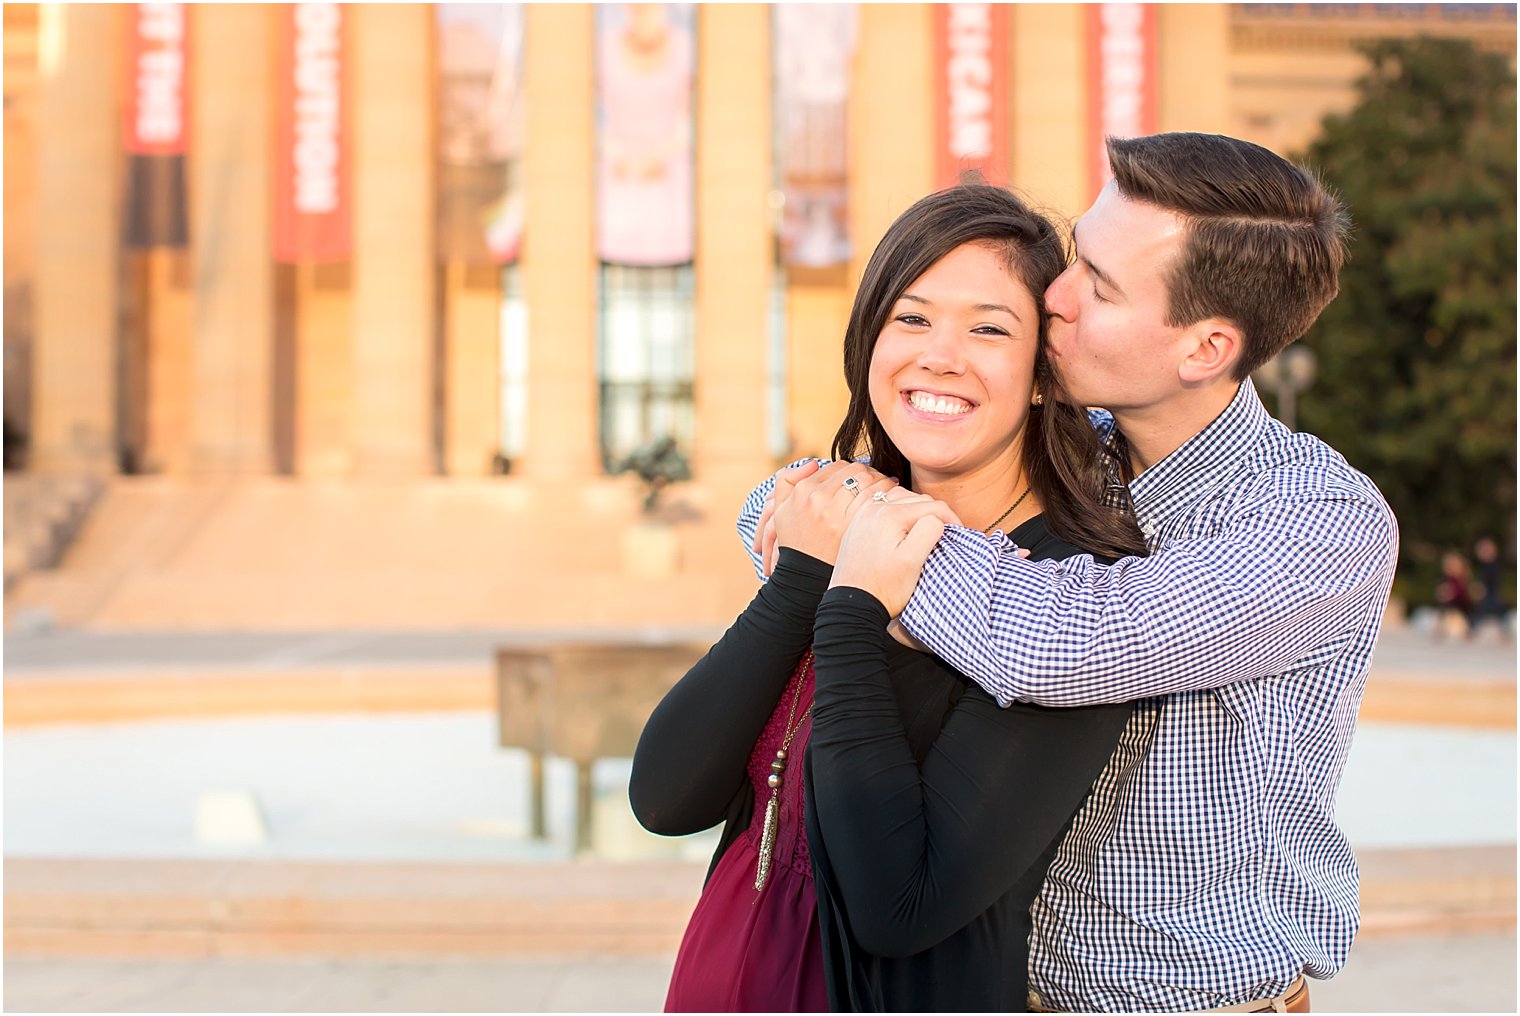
908, 391, 972, 416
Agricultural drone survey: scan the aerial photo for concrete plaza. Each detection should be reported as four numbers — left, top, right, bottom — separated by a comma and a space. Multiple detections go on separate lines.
3, 621, 1514, 1012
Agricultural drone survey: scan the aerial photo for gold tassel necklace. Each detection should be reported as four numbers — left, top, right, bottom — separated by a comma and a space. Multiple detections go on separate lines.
754, 649, 814, 894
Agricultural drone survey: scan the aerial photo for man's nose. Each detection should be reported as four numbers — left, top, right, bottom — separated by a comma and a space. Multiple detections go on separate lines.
1045, 265, 1078, 322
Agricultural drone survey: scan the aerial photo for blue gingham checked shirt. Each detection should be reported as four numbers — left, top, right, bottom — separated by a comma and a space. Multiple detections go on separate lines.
736, 380, 1399, 1011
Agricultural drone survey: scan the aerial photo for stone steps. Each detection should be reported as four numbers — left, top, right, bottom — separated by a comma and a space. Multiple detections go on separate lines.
1357, 845, 1517, 937
1, 475, 766, 630
6, 659, 1511, 730
3, 664, 493, 727
6, 848, 1511, 959
2, 473, 103, 592
4, 857, 701, 958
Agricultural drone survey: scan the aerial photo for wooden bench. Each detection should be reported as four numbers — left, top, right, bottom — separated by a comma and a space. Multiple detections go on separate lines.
496, 642, 710, 853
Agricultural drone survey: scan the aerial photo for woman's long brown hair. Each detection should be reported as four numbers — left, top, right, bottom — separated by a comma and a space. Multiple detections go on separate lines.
829, 184, 1147, 561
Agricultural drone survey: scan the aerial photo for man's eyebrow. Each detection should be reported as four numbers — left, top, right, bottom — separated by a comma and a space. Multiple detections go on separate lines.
1071, 223, 1121, 294
899, 293, 1021, 322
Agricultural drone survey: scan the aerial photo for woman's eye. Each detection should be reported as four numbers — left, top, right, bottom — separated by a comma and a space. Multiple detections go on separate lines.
896, 313, 929, 327
1091, 284, 1107, 303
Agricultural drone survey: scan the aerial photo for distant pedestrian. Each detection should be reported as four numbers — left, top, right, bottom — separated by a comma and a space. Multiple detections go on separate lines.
1434, 551, 1475, 639
1471, 537, 1509, 637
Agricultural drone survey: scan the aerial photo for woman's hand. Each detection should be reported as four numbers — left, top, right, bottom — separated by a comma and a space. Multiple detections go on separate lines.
769, 461, 899, 568
830, 493, 962, 616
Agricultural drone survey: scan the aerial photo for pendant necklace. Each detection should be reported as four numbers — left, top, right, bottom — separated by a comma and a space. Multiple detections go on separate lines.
983, 484, 1032, 535
755, 650, 814, 893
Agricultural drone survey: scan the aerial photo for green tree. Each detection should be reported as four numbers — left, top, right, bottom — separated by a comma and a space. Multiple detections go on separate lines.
1291, 37, 1516, 607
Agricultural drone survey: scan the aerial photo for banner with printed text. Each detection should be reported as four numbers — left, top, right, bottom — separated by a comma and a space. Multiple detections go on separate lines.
436, 3, 525, 265
274, 3, 350, 263
123, 2, 189, 248
933, 3, 1009, 188
1086, 3, 1158, 198
596, 3, 695, 267
774, 4, 856, 269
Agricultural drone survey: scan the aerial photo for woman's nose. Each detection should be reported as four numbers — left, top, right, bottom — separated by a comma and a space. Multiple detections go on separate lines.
916, 327, 966, 373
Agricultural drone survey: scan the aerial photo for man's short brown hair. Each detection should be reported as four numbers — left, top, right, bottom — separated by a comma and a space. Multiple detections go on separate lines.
1106, 133, 1350, 380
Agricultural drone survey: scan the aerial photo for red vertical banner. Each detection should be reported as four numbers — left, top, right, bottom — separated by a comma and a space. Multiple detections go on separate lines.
123, 3, 190, 247
274, 3, 350, 263
1086, 3, 1158, 199
932, 3, 1009, 188
124, 3, 189, 156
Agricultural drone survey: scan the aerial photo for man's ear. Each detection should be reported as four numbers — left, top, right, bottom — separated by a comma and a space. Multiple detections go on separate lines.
1178, 319, 1243, 385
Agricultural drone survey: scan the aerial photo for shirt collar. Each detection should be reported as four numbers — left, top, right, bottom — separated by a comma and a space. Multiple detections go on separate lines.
1127, 378, 1271, 525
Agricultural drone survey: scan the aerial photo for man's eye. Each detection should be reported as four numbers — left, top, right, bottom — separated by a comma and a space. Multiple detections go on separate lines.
1091, 285, 1108, 303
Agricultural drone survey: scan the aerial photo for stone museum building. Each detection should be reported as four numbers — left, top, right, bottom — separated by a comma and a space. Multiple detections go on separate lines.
3, 3, 1514, 630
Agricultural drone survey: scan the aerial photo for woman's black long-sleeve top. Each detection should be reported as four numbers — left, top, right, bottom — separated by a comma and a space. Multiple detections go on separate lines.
630, 517, 1133, 1012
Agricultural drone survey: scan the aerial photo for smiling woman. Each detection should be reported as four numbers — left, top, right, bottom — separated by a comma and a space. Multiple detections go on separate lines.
630, 184, 1150, 1012
867, 242, 1040, 525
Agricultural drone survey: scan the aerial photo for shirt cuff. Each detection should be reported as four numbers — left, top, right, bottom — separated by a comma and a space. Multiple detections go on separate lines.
899, 527, 1007, 633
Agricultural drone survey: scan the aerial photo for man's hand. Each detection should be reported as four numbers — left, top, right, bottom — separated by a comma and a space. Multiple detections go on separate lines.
753, 460, 819, 575
770, 461, 898, 568
829, 492, 961, 616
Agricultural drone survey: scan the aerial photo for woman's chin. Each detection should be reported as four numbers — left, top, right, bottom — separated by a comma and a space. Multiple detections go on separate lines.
894, 453, 967, 481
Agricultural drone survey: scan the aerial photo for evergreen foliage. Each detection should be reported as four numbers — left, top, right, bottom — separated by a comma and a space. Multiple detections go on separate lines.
1292, 37, 1516, 606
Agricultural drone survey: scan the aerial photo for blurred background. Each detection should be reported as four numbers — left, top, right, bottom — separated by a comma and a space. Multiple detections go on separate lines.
2, 3, 1515, 1011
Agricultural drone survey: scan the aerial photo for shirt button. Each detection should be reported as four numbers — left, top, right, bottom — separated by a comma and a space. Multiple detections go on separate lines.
1141, 522, 1157, 540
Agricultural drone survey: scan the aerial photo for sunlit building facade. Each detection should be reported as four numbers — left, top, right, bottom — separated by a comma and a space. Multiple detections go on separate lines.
3, 3, 1514, 630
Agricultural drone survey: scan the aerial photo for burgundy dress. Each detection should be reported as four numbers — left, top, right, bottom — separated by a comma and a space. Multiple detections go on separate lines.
664, 654, 828, 1013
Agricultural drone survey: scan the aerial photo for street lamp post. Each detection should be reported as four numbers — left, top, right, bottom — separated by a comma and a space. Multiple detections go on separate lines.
1254, 345, 1318, 431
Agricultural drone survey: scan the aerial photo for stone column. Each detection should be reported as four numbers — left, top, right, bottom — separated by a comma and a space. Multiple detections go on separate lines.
850, 5, 934, 276
31, 4, 124, 474
292, 262, 353, 477
1158, 4, 1231, 135
189, 4, 276, 474
515, 3, 598, 481
691, 4, 773, 487
137, 250, 194, 473
350, 3, 436, 476
442, 264, 501, 476
1011, 4, 1090, 221
784, 285, 851, 461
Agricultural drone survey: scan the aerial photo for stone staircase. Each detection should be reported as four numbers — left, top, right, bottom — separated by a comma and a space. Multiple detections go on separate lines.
3, 857, 703, 958
2, 473, 103, 594
6, 848, 1511, 960
1, 475, 767, 631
